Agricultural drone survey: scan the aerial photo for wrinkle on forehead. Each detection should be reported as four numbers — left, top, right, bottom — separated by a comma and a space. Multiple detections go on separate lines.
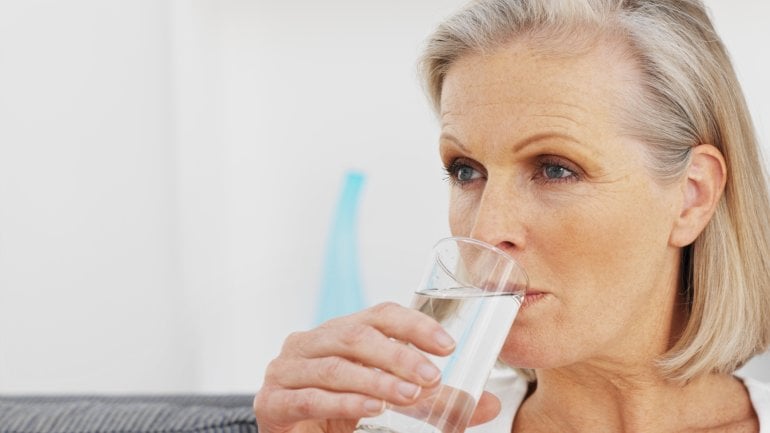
440, 102, 590, 146
439, 36, 639, 131
441, 101, 587, 125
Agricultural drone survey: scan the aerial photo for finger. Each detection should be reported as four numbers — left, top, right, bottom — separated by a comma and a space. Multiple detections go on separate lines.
267, 355, 424, 406
285, 306, 449, 386
388, 386, 501, 429
304, 303, 454, 356
254, 386, 385, 427
468, 391, 501, 426
359, 302, 456, 355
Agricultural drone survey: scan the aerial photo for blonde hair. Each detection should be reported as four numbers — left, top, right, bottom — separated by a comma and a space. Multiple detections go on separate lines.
419, 0, 770, 382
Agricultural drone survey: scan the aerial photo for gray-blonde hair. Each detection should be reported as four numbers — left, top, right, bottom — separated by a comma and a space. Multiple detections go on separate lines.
419, 0, 770, 382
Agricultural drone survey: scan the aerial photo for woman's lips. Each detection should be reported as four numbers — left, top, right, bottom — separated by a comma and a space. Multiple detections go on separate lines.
521, 291, 547, 308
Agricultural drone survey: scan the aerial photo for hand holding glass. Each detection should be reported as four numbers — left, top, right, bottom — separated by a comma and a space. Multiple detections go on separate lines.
355, 237, 529, 433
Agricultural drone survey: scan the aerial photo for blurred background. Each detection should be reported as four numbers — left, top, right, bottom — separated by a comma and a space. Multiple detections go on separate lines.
0, 0, 767, 394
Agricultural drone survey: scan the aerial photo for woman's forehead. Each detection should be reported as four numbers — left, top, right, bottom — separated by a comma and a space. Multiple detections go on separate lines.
440, 39, 636, 133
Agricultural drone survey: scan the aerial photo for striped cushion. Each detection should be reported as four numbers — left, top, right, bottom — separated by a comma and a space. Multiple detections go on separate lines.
0, 395, 257, 433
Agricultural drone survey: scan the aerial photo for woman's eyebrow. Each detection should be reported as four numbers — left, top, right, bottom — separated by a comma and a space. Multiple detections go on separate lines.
510, 132, 584, 153
439, 132, 469, 153
440, 131, 585, 155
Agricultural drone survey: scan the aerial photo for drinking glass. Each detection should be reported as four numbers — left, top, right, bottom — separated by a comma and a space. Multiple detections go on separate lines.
355, 236, 529, 433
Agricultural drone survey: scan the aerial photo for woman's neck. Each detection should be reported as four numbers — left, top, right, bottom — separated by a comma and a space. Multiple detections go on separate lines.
513, 367, 757, 433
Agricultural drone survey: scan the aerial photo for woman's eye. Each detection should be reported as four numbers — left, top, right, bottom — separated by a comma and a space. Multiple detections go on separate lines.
536, 158, 580, 183
544, 164, 572, 179
456, 165, 478, 182
444, 160, 483, 186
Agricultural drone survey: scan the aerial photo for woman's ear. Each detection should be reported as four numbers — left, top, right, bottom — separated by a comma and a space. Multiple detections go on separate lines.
669, 144, 727, 247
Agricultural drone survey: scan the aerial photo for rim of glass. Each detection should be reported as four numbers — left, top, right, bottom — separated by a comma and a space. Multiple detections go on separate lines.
432, 236, 529, 293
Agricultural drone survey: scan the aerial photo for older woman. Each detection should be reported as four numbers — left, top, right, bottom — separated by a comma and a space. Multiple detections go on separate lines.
254, 0, 770, 432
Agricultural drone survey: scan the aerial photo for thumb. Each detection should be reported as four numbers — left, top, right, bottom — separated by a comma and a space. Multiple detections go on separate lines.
468, 391, 501, 426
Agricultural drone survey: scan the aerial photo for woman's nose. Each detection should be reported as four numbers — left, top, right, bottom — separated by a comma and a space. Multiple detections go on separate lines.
467, 182, 525, 253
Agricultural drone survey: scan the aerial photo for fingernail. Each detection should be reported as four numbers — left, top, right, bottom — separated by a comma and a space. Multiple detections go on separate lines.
417, 363, 441, 383
434, 330, 455, 349
397, 381, 421, 399
364, 399, 385, 415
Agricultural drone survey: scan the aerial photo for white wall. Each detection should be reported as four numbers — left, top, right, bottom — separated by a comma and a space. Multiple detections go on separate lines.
0, 1, 193, 391
0, 0, 767, 394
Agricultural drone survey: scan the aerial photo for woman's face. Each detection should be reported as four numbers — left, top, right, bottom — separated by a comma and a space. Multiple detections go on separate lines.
440, 40, 686, 370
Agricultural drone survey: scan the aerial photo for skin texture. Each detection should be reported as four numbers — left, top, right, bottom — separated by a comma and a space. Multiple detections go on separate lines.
254, 37, 756, 433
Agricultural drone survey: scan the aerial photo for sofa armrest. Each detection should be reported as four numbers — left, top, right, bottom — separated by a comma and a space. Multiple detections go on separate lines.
0, 394, 257, 433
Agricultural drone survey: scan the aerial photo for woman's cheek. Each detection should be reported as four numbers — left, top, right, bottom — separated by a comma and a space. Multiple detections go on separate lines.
448, 190, 479, 237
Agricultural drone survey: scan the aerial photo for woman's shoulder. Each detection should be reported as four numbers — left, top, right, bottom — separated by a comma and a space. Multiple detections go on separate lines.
742, 376, 770, 430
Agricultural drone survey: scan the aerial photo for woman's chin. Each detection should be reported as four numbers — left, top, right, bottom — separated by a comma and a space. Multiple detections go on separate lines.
499, 328, 568, 370
498, 341, 551, 370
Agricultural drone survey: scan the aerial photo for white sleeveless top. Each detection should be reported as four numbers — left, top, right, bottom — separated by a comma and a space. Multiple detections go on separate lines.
468, 368, 770, 432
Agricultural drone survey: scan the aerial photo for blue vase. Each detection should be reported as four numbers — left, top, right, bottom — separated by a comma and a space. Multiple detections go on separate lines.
315, 171, 366, 325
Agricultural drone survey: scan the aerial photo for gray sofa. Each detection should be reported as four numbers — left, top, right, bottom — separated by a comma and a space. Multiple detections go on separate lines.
0, 394, 257, 433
